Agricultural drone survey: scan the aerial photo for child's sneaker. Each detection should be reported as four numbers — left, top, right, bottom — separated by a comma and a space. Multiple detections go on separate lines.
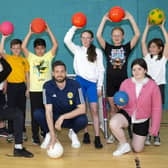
23, 132, 28, 141
32, 138, 40, 145
40, 131, 45, 139
145, 134, 151, 146
83, 132, 91, 144
14, 147, 34, 158
113, 143, 131, 156
153, 136, 161, 146
0, 127, 8, 138
94, 136, 103, 149
68, 129, 80, 148
6, 134, 14, 143
106, 134, 115, 144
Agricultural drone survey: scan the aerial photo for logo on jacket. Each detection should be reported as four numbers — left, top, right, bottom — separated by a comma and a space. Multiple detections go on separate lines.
67, 92, 73, 99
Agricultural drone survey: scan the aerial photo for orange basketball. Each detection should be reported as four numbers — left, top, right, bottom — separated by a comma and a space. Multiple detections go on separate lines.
72, 12, 87, 28
109, 6, 125, 22
31, 18, 46, 33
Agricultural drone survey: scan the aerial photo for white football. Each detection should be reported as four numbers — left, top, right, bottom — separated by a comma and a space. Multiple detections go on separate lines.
47, 142, 64, 158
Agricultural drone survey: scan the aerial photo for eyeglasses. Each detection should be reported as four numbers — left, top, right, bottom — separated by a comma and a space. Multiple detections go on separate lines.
112, 35, 123, 38
81, 37, 92, 40
11, 47, 21, 50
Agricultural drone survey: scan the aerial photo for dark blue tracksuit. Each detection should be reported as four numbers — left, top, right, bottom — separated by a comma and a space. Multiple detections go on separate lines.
34, 78, 88, 133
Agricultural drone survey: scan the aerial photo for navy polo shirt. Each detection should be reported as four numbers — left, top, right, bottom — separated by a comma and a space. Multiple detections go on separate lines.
43, 78, 85, 116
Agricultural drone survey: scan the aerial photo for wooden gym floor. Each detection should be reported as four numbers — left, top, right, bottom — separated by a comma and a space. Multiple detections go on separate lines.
0, 111, 168, 168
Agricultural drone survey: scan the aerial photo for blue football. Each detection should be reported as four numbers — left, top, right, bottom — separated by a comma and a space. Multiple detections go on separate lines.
113, 91, 129, 106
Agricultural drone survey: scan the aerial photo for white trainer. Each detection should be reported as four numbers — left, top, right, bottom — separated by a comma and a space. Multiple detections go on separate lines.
68, 129, 80, 148
106, 134, 115, 144
113, 143, 131, 156
40, 133, 51, 149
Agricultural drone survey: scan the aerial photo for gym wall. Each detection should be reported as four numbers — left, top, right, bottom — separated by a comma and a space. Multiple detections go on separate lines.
0, 0, 167, 109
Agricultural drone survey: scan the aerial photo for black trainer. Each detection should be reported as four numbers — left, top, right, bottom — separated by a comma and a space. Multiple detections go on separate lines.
94, 136, 103, 149
32, 138, 40, 145
154, 136, 161, 146
14, 148, 34, 158
83, 132, 91, 144
0, 127, 8, 137
32, 135, 41, 145
40, 131, 45, 138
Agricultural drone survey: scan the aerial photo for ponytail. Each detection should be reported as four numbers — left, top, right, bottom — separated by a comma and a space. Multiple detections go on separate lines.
87, 44, 97, 62
81, 30, 97, 62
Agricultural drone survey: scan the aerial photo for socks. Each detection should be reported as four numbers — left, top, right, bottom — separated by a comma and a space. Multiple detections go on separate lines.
14, 144, 23, 149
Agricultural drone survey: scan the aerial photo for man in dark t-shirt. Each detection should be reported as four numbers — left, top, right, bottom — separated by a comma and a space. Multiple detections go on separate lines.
34, 60, 87, 150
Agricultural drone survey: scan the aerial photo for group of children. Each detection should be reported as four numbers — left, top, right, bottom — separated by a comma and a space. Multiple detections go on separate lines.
0, 10, 167, 157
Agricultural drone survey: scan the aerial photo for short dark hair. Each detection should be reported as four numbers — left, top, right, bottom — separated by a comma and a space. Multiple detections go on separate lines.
52, 60, 66, 71
10, 39, 22, 48
33, 38, 46, 48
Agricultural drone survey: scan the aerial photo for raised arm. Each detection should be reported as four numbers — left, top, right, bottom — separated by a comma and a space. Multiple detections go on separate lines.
22, 25, 33, 57
45, 24, 58, 56
124, 11, 140, 49
159, 20, 168, 59
141, 19, 151, 57
0, 35, 8, 57
96, 13, 110, 49
64, 26, 78, 54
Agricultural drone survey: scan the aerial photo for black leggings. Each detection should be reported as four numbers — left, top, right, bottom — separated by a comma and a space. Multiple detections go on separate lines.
0, 106, 23, 144
29, 92, 44, 140
7, 83, 26, 133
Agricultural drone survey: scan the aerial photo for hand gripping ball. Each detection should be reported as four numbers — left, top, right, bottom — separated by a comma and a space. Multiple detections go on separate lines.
31, 18, 46, 33
148, 8, 165, 25
113, 91, 129, 106
0, 21, 14, 35
72, 12, 87, 28
47, 142, 64, 159
108, 6, 125, 22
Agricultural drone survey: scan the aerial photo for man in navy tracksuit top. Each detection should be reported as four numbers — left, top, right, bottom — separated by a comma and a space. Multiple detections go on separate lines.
34, 60, 88, 149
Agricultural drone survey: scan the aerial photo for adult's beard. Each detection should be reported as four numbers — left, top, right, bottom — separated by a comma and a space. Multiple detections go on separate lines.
54, 77, 66, 83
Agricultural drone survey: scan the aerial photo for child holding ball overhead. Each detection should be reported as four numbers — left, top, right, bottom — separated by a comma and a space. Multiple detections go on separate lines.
22, 23, 58, 145
0, 36, 29, 143
64, 25, 105, 149
141, 18, 168, 146
96, 11, 140, 142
